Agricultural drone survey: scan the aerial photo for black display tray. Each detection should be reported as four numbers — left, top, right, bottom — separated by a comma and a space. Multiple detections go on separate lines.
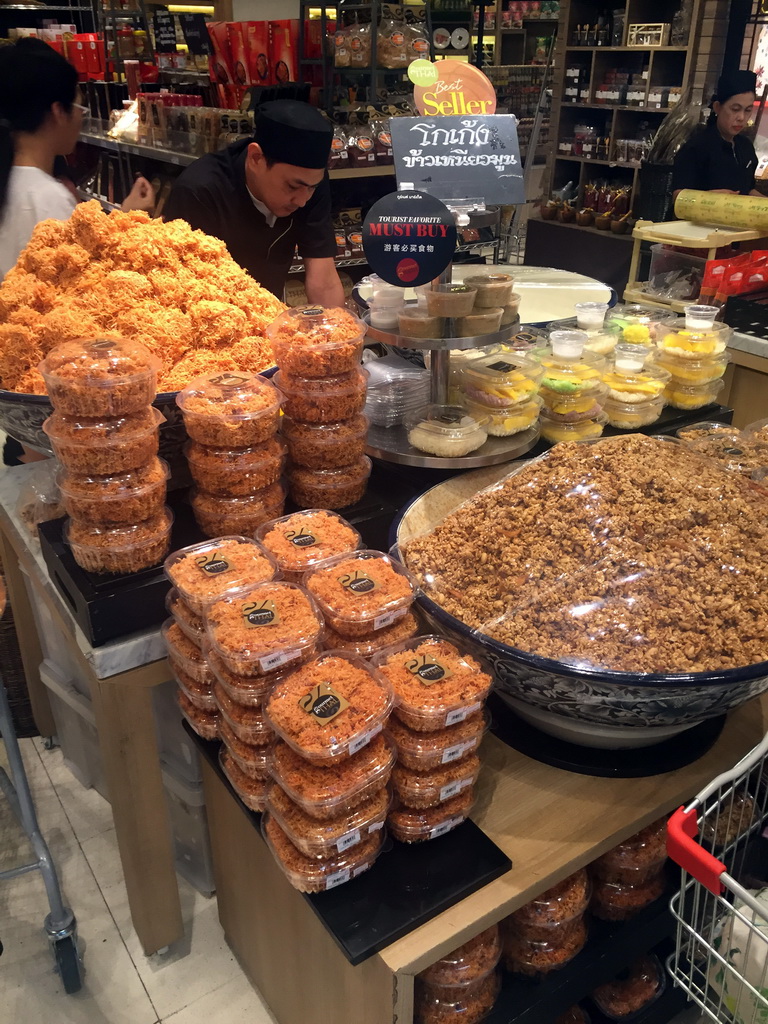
186, 723, 512, 966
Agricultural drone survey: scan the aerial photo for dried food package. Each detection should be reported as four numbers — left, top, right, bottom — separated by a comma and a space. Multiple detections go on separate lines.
348, 19, 371, 68
591, 955, 664, 1020
347, 125, 376, 168
419, 925, 502, 988
371, 118, 393, 165
333, 23, 351, 67
378, 5, 408, 69
415, 970, 500, 1024
404, 8, 430, 65
257, 510, 361, 582
328, 125, 349, 170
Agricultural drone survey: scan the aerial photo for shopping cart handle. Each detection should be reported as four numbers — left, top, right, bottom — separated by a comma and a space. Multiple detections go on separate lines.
667, 806, 726, 895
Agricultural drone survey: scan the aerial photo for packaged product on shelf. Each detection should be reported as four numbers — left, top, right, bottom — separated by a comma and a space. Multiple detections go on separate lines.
177, 687, 219, 740
267, 306, 365, 378
190, 481, 287, 538
404, 7, 430, 63
689, 431, 768, 478
348, 19, 372, 68
464, 395, 542, 438
287, 457, 372, 510
590, 818, 667, 885
333, 24, 351, 67
262, 812, 384, 891
176, 373, 282, 449
43, 408, 164, 476
347, 124, 376, 168
398, 307, 444, 340
64, 508, 173, 574
57, 458, 169, 527
387, 711, 488, 771
166, 589, 206, 646
162, 619, 213, 688
656, 316, 731, 360
535, 330, 606, 408
205, 580, 325, 677
174, 663, 216, 712
502, 916, 588, 977
392, 754, 481, 809
219, 718, 272, 779
270, 734, 396, 820
387, 789, 474, 843
371, 118, 393, 164
415, 970, 501, 1024
273, 368, 368, 424
328, 125, 350, 169
652, 349, 730, 385
164, 536, 279, 617
184, 437, 287, 497
662, 377, 725, 411
590, 871, 666, 921
207, 646, 280, 704
213, 681, 274, 746
266, 782, 389, 860
591, 955, 665, 1020
456, 308, 504, 338
504, 870, 590, 941
378, 4, 408, 68
676, 420, 736, 443
539, 410, 608, 443
605, 304, 677, 345
426, 284, 478, 318
501, 295, 522, 325
257, 510, 361, 583
461, 352, 544, 409
406, 405, 488, 457
322, 609, 421, 657
419, 925, 502, 989
280, 415, 369, 470
219, 747, 268, 811
463, 273, 515, 309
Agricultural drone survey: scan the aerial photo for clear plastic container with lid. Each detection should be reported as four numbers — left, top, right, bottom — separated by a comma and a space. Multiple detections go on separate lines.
184, 437, 287, 497
462, 395, 542, 437
322, 609, 421, 658
57, 457, 169, 527
39, 336, 161, 417
591, 955, 665, 1021
65, 507, 173, 574
603, 395, 664, 429
539, 411, 608, 444
689, 431, 768, 477
501, 294, 521, 324
387, 789, 474, 843
204, 580, 324, 677
425, 283, 477, 318
676, 420, 737, 443
266, 782, 389, 860
536, 331, 606, 409
273, 368, 368, 424
164, 536, 279, 617
262, 812, 384, 892
574, 301, 609, 331
176, 372, 282, 448
603, 344, 670, 401
174, 664, 216, 712
43, 407, 164, 476
270, 733, 396, 820
456, 308, 504, 338
415, 970, 501, 1024
398, 307, 444, 340
372, 634, 493, 731
392, 754, 481, 809
288, 457, 371, 510
502, 917, 588, 978
219, 718, 273, 779
304, 549, 417, 638
166, 588, 206, 645
177, 688, 219, 741
206, 645, 280, 705
656, 316, 732, 359
406, 404, 488, 458
663, 377, 725, 410
590, 817, 668, 884
507, 869, 590, 939
461, 351, 544, 408
605, 304, 678, 344
387, 711, 489, 771
652, 348, 729, 385
280, 414, 368, 470
463, 272, 515, 308
219, 747, 268, 812
546, 317, 621, 357
419, 925, 502, 989
213, 680, 274, 746
162, 618, 213, 687
190, 481, 286, 539
590, 870, 666, 921
266, 305, 365, 378
256, 509, 361, 583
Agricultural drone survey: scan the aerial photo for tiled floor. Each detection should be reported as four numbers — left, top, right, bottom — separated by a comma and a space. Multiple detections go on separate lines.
0, 736, 276, 1024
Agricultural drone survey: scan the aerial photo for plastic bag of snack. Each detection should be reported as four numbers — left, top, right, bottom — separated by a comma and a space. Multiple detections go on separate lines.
348, 20, 372, 68
371, 118, 393, 165
16, 459, 64, 536
334, 24, 351, 68
347, 124, 376, 168
378, 4, 408, 69
328, 125, 349, 170
404, 7, 430, 64
699, 251, 750, 305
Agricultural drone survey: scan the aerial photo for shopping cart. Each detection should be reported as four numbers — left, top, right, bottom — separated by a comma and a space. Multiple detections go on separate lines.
667, 732, 768, 1023
0, 579, 82, 993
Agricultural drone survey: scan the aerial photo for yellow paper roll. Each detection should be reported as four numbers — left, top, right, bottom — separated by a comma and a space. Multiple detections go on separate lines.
674, 189, 768, 231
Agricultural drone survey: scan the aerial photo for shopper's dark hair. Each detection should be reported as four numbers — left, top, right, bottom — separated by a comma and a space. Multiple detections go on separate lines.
0, 38, 78, 214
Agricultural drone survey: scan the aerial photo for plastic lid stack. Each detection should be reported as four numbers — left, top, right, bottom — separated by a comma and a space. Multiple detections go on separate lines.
268, 306, 371, 510
40, 337, 172, 575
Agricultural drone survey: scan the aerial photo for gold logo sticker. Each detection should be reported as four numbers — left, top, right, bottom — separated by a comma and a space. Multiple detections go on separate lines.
287, 528, 317, 548
242, 599, 280, 627
338, 570, 379, 595
195, 551, 231, 575
299, 682, 350, 722
405, 655, 453, 685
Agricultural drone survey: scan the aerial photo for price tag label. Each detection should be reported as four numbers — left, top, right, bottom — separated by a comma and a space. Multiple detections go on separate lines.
259, 649, 300, 673
441, 739, 475, 764
445, 701, 482, 727
373, 607, 408, 632
336, 829, 362, 854
348, 723, 383, 756
439, 777, 472, 802
325, 869, 351, 890
429, 816, 462, 839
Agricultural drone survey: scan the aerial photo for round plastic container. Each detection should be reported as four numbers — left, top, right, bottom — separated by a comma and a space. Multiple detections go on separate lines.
536, 333, 606, 402
653, 349, 729, 385
164, 536, 279, 617
190, 481, 286, 538
462, 395, 542, 437
304, 550, 417, 638
184, 437, 287, 497
387, 710, 488, 771
372, 634, 493, 732
219, 718, 272, 779
266, 782, 389, 860
575, 301, 609, 331
591, 955, 665, 1021
464, 273, 515, 309
266, 305, 365, 378
391, 754, 480, 809
322, 609, 421, 657
273, 368, 368, 424
162, 619, 213, 687
288, 457, 372, 510
204, 580, 324, 677
419, 925, 502, 988
219, 747, 268, 812
206, 646, 281, 706
65, 507, 173, 574
590, 869, 666, 921
406, 404, 488, 457
398, 307, 444, 340
213, 680, 274, 746
539, 412, 608, 444
263, 812, 384, 892
176, 687, 219, 741
57, 458, 169, 527
590, 818, 667, 884
656, 319, 731, 358
257, 510, 361, 583
745, 417, 768, 439
264, 651, 394, 763
270, 734, 396, 820
415, 970, 501, 1024
502, 916, 587, 977
507, 869, 590, 938
605, 304, 678, 344
663, 377, 725, 410
43, 408, 163, 476
387, 789, 474, 843
461, 352, 544, 408
426, 284, 477, 318
603, 396, 664, 429
546, 318, 621, 357
176, 372, 282, 448
603, 345, 670, 401
676, 420, 737, 443
39, 336, 160, 417
456, 308, 503, 338
174, 663, 216, 712
280, 414, 369, 470
555, 1005, 591, 1024
165, 588, 206, 645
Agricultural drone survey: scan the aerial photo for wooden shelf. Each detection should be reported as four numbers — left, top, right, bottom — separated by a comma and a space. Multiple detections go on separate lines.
566, 45, 689, 51
530, 213, 634, 240
555, 156, 640, 169
328, 165, 394, 179
562, 103, 673, 113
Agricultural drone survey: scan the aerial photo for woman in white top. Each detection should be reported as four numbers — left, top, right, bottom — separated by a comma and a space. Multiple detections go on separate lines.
0, 38, 153, 281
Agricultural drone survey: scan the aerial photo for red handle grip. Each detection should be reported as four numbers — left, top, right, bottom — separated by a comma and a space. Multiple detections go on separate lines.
667, 806, 726, 895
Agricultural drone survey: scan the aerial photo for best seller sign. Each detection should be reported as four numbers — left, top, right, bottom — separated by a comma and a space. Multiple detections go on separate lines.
362, 191, 457, 287
390, 115, 525, 205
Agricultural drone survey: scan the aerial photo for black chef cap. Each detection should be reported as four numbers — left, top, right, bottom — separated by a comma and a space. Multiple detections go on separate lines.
254, 100, 332, 169
713, 70, 757, 105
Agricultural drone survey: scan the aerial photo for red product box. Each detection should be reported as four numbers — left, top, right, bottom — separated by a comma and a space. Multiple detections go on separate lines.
207, 21, 235, 84
227, 22, 251, 86
68, 39, 89, 78
269, 20, 299, 85
244, 21, 270, 85
304, 18, 334, 60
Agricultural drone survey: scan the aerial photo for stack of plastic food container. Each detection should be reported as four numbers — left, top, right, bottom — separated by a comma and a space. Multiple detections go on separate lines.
501, 869, 590, 977
588, 817, 667, 921
364, 356, 431, 428
600, 343, 671, 429
415, 925, 503, 1024
40, 337, 172, 575
604, 304, 678, 346
459, 350, 545, 437
262, 649, 395, 891
372, 635, 493, 843
365, 275, 406, 329
547, 302, 622, 357
256, 509, 361, 584
268, 306, 371, 510
176, 372, 286, 537
591, 955, 666, 1020
163, 536, 279, 742
535, 331, 608, 443
652, 305, 731, 411
461, 271, 520, 335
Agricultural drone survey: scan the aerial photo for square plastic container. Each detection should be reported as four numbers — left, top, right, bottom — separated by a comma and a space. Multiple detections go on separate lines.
162, 619, 213, 687
391, 753, 481, 809
65, 507, 173, 575
322, 609, 421, 658
304, 550, 417, 638
204, 580, 325, 677
406, 405, 488, 457
463, 273, 515, 308
462, 352, 544, 408
43, 408, 164, 476
646, 244, 706, 302
176, 372, 282, 448
372, 635, 493, 732
273, 368, 368, 424
538, 387, 606, 422
39, 336, 161, 418
656, 319, 731, 359
591, 954, 665, 1021
212, 680, 273, 746
190, 482, 286, 539
265, 782, 389, 860
206, 646, 282, 705
662, 377, 725, 410
176, 687, 219, 741
426, 284, 477, 317
219, 746, 268, 812
164, 536, 279, 617
185, 437, 287, 497
418, 925, 502, 989
219, 718, 273, 779
539, 412, 608, 444
280, 414, 369, 470
462, 395, 542, 437
415, 970, 501, 1024
264, 651, 394, 763
288, 457, 371, 510
165, 588, 206, 646
387, 789, 474, 843
387, 711, 489, 771
270, 734, 396, 820
266, 305, 365, 378
160, 764, 215, 897
57, 458, 169, 527
256, 510, 361, 583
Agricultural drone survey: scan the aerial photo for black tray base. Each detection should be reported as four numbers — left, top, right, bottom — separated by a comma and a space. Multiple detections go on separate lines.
186, 722, 511, 966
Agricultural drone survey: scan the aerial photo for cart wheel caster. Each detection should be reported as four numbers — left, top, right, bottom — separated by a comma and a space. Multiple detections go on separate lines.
156, 945, 170, 955
43, 737, 55, 750
53, 934, 83, 994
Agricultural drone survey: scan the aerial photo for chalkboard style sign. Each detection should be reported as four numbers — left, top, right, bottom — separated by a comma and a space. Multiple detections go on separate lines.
153, 8, 177, 51
179, 14, 211, 55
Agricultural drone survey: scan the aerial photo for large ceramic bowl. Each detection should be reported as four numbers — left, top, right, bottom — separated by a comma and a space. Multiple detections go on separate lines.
392, 459, 768, 750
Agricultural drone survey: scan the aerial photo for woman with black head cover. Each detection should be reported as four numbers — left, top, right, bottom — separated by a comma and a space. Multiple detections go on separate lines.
672, 70, 762, 200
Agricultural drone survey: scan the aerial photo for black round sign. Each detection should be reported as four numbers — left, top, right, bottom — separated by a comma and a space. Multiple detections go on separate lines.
362, 190, 457, 288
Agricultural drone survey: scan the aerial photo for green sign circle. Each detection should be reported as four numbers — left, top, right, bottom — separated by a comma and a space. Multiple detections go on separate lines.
408, 59, 438, 87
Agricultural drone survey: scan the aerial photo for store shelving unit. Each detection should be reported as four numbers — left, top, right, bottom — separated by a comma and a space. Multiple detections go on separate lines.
0, 0, 96, 31
473, 5, 560, 67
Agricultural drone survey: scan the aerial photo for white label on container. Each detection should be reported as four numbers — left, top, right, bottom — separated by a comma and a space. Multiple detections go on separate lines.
348, 722, 383, 756
439, 777, 473, 802
441, 739, 475, 764
336, 829, 362, 854
325, 868, 351, 890
368, 821, 384, 834
429, 816, 462, 840
444, 701, 482, 728
373, 607, 407, 631
259, 648, 301, 673
352, 864, 369, 878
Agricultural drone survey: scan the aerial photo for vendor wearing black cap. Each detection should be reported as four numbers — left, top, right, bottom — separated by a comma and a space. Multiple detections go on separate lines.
672, 71, 762, 200
163, 99, 343, 305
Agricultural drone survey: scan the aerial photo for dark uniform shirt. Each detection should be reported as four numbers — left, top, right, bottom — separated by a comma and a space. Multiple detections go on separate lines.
163, 138, 336, 298
672, 124, 758, 196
